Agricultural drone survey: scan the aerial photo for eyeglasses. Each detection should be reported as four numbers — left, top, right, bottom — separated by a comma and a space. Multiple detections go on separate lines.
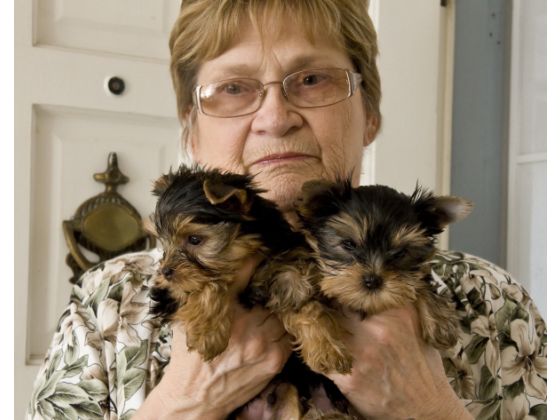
193, 68, 363, 118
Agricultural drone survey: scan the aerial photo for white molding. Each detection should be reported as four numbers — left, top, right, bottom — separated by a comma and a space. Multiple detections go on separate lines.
437, 0, 455, 250
360, 0, 381, 186
507, 0, 520, 272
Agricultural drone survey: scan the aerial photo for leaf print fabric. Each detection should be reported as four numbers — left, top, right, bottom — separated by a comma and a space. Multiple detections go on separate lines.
27, 249, 547, 419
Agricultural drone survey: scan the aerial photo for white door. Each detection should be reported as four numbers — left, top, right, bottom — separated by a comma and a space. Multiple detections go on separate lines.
15, 1, 451, 417
366, 0, 454, 240
507, 0, 547, 318
15, 0, 182, 417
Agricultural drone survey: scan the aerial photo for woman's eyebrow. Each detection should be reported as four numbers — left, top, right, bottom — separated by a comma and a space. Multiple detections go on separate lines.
287, 55, 333, 72
206, 54, 341, 81
210, 64, 258, 79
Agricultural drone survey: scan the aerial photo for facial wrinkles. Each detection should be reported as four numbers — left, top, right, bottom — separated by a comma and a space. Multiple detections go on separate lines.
192, 121, 247, 174
321, 103, 353, 181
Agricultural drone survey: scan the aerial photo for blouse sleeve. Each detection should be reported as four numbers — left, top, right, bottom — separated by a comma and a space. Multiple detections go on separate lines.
431, 251, 546, 420
27, 250, 162, 420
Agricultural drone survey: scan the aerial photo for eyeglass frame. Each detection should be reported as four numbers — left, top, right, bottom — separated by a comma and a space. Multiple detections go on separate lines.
192, 68, 363, 118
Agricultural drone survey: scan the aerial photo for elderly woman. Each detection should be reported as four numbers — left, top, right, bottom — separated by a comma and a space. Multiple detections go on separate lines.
28, 1, 546, 419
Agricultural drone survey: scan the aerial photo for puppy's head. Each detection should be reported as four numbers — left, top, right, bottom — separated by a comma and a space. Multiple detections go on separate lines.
296, 179, 472, 315
151, 166, 265, 293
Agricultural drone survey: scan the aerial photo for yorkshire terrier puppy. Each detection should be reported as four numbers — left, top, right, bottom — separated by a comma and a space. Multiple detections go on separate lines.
149, 165, 351, 374
295, 179, 472, 353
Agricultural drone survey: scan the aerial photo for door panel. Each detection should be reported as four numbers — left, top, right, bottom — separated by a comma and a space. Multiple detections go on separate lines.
36, 0, 178, 60
27, 105, 179, 363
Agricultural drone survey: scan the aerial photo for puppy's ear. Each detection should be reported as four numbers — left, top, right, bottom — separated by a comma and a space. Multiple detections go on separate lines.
412, 185, 473, 235
295, 179, 350, 221
152, 173, 174, 197
203, 178, 252, 214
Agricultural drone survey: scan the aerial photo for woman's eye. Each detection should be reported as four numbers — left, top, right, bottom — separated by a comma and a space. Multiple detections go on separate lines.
224, 83, 242, 94
341, 239, 357, 251
187, 235, 203, 246
303, 74, 319, 85
219, 82, 251, 96
300, 72, 330, 87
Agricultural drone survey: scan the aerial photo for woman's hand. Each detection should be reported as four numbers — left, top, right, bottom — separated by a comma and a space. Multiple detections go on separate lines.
327, 306, 473, 420
134, 257, 292, 420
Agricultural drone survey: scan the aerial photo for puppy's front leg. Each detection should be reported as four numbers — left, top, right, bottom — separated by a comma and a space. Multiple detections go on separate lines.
281, 301, 353, 375
175, 282, 232, 361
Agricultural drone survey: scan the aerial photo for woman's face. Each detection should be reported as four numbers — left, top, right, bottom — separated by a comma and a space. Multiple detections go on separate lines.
190, 21, 377, 211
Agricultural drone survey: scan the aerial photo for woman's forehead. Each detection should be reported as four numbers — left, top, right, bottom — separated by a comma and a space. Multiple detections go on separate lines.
197, 22, 351, 82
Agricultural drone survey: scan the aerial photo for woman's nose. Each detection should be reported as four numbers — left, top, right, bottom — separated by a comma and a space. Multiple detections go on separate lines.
250, 84, 303, 136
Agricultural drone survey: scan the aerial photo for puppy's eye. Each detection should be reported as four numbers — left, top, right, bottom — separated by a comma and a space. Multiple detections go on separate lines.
390, 249, 408, 260
341, 239, 357, 251
187, 235, 204, 246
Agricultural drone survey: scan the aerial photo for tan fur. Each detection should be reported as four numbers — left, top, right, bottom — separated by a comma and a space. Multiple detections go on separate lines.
303, 408, 355, 420
294, 182, 465, 367
326, 213, 366, 246
392, 225, 431, 249
156, 222, 266, 360
275, 383, 303, 420
247, 247, 355, 374
415, 287, 460, 350
317, 257, 459, 350
282, 301, 352, 374
174, 282, 232, 360
233, 381, 304, 420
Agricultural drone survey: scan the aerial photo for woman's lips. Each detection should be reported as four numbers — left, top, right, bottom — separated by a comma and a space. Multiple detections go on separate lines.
252, 153, 316, 166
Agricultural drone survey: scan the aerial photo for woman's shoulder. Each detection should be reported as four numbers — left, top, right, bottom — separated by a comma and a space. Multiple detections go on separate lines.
72, 248, 163, 303
431, 250, 547, 416
28, 249, 171, 419
429, 249, 546, 336
429, 250, 534, 305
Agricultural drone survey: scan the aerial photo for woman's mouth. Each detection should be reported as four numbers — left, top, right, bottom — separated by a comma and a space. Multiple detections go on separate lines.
252, 153, 316, 166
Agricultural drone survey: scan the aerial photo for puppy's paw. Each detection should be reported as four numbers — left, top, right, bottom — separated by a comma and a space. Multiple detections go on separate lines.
187, 334, 229, 362
302, 344, 353, 375
187, 329, 230, 361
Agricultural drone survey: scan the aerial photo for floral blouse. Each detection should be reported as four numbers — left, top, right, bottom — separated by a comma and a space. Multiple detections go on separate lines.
27, 248, 547, 420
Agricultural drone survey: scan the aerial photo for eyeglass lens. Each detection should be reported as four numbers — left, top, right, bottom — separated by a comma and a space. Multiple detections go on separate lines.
198, 68, 354, 117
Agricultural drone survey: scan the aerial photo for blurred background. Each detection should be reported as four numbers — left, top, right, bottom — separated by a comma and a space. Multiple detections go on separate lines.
14, 0, 546, 417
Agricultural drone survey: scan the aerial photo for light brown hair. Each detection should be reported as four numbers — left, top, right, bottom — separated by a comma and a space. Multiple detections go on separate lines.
169, 0, 381, 127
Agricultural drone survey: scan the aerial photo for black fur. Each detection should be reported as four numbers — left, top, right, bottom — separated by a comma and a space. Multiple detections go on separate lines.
153, 165, 306, 253
149, 285, 180, 324
299, 181, 440, 272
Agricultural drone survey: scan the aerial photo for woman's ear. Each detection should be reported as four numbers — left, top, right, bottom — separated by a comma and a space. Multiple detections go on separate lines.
363, 113, 379, 147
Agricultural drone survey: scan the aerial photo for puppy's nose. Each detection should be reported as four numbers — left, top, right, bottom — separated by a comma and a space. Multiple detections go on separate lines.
363, 274, 383, 291
161, 267, 174, 279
